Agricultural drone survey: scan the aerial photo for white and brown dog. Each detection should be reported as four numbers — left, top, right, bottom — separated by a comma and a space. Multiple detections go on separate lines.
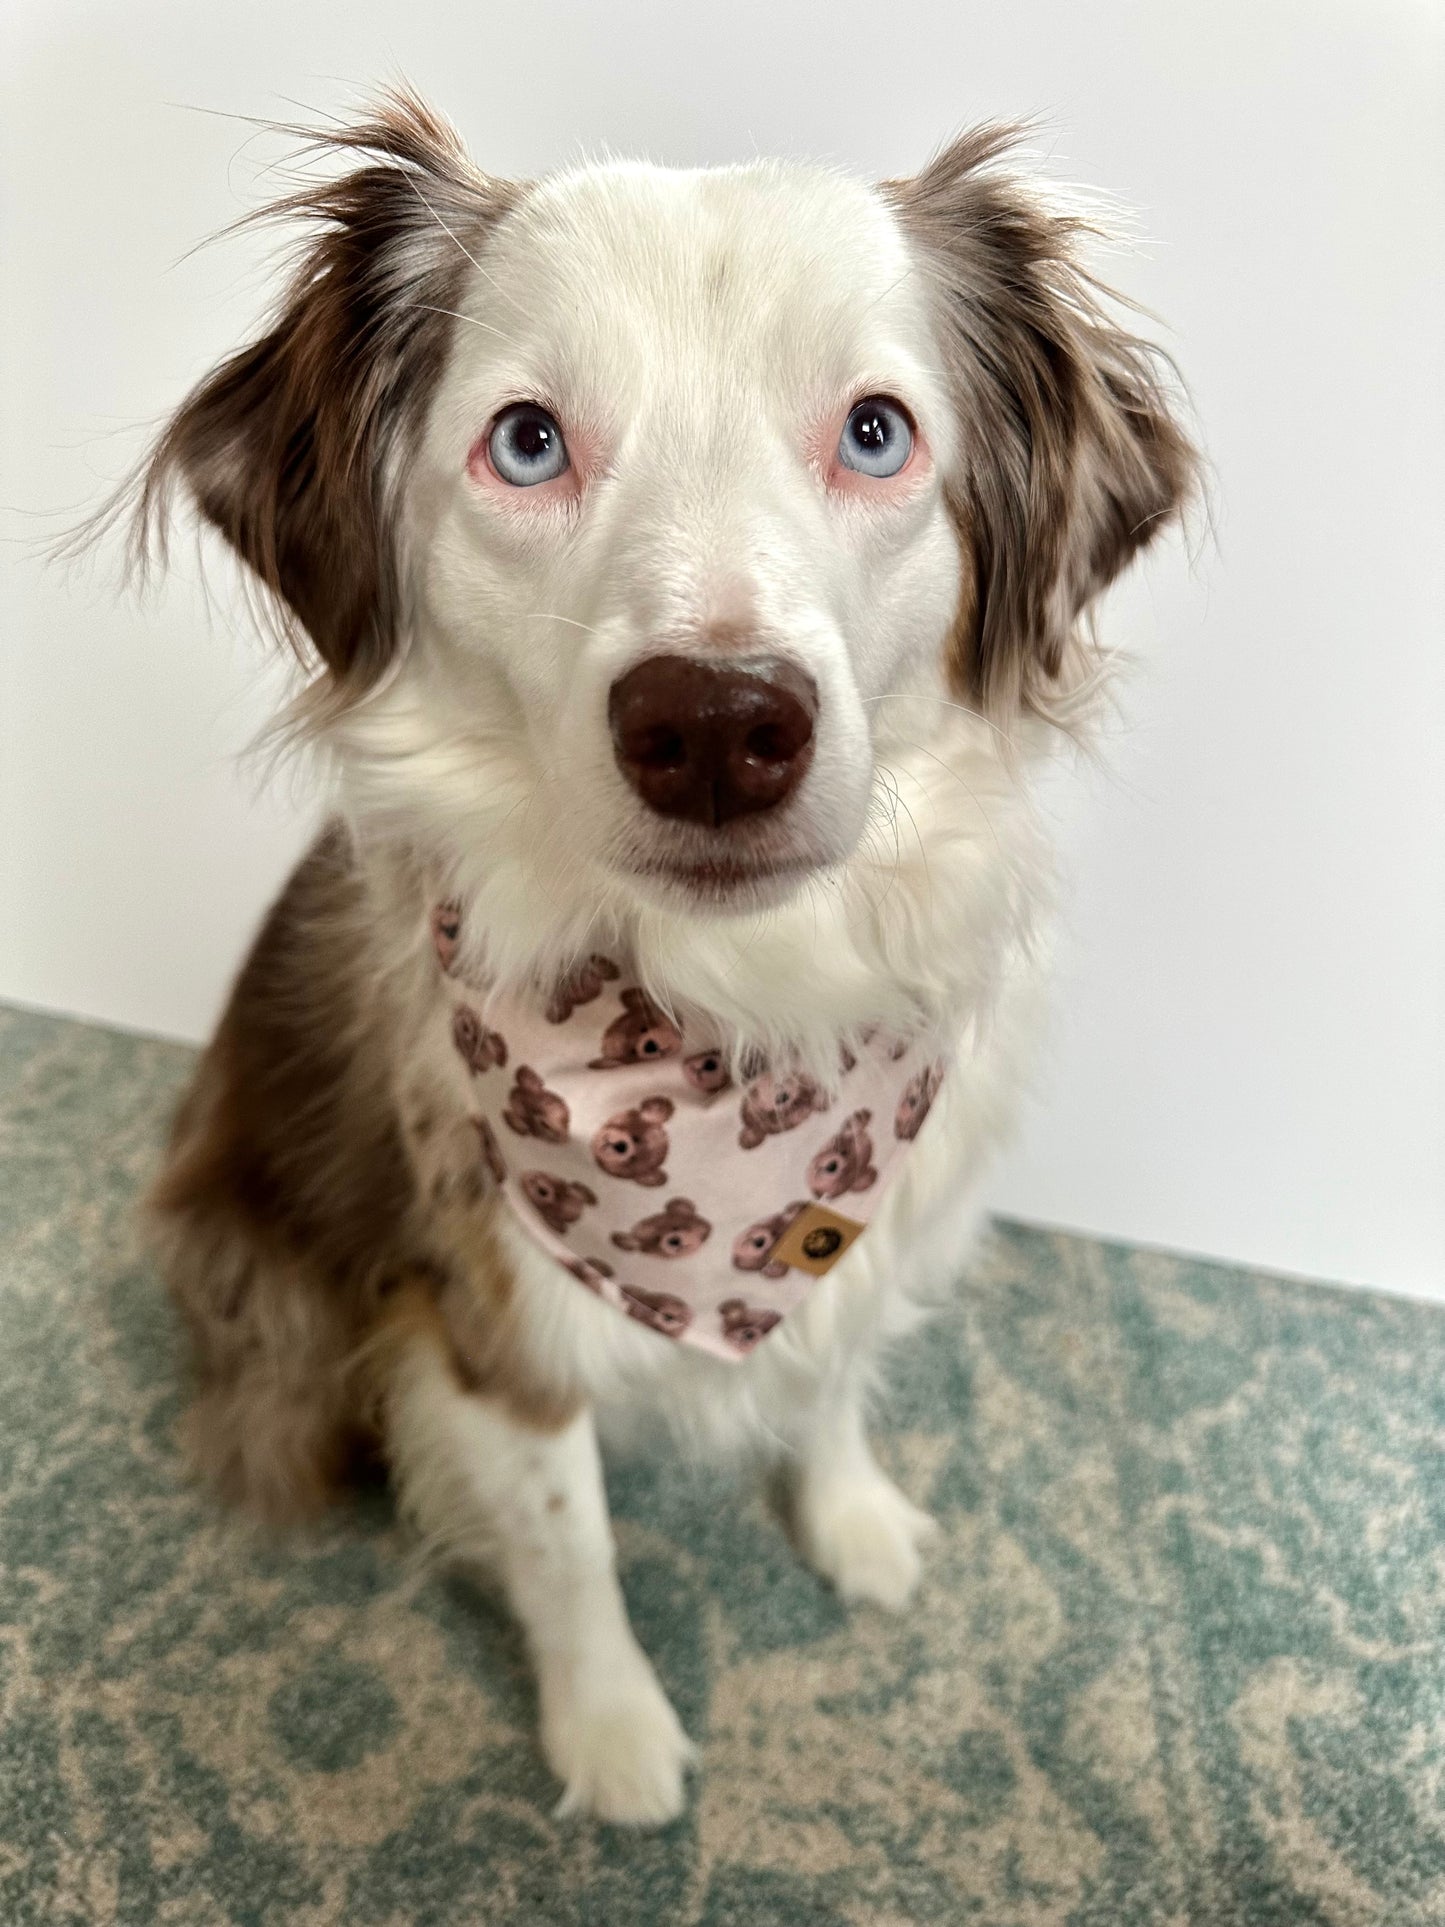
133, 90, 1194, 1825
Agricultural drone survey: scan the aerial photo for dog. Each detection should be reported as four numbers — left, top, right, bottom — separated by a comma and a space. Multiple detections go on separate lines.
131, 88, 1193, 1826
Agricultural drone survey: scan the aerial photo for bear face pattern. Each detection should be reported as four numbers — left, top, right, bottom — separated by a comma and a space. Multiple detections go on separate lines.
473, 1117, 509, 1187
731, 1201, 807, 1279
431, 901, 463, 974
503, 1066, 570, 1144
563, 1255, 613, 1293
611, 1197, 712, 1259
426, 898, 949, 1358
620, 1285, 692, 1338
895, 1063, 944, 1140
737, 1070, 830, 1149
453, 1005, 508, 1076
718, 1297, 783, 1352
545, 954, 621, 1025
588, 988, 684, 1071
591, 1098, 673, 1187
682, 1049, 731, 1094
521, 1170, 597, 1235
807, 1109, 878, 1199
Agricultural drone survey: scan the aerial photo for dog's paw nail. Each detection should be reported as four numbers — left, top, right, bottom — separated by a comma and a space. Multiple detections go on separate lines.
798, 1475, 935, 1612
544, 1655, 694, 1827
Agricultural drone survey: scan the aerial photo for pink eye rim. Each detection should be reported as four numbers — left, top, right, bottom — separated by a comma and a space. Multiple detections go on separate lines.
817, 389, 930, 498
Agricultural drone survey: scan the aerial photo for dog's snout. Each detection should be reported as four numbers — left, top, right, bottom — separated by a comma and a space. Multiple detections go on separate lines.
608, 654, 817, 827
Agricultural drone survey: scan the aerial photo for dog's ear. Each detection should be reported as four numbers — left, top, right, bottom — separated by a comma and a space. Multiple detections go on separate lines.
883, 129, 1196, 718
137, 88, 517, 692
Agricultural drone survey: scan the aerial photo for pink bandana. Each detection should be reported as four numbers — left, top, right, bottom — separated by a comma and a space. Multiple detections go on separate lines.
430, 903, 946, 1362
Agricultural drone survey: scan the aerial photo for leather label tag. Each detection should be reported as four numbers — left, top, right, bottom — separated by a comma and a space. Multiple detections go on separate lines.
770, 1202, 867, 1275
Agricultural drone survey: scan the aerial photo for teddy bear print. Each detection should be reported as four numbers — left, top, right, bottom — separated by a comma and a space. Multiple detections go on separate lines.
731, 1201, 807, 1278
807, 1109, 878, 1199
737, 1070, 830, 1149
620, 1284, 692, 1338
563, 1255, 613, 1293
859, 1024, 908, 1063
430, 900, 462, 974
502, 1066, 570, 1144
452, 1004, 508, 1076
591, 1098, 673, 1187
588, 988, 683, 1071
895, 1063, 944, 1140
473, 1117, 508, 1187
545, 954, 621, 1025
611, 1197, 712, 1259
521, 1170, 597, 1235
683, 1048, 731, 1095
718, 1298, 783, 1352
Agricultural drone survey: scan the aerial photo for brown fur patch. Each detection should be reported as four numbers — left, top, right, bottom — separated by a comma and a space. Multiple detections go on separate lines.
126, 89, 519, 702
148, 824, 578, 1523
427, 1215, 582, 1434
883, 127, 1197, 720
360, 1271, 471, 1396
363, 1268, 578, 1439
147, 826, 413, 1522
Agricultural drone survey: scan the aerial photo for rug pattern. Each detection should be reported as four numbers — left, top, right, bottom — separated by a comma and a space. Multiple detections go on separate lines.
1, 1003, 1442, 1925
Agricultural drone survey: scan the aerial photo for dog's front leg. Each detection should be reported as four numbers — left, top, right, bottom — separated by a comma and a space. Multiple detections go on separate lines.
791, 1386, 937, 1613
382, 1299, 694, 1825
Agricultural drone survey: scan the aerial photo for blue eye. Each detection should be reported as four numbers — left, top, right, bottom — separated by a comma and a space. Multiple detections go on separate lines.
838, 396, 914, 479
488, 403, 570, 485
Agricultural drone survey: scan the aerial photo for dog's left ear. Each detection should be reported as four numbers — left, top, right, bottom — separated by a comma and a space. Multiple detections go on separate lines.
883, 129, 1197, 718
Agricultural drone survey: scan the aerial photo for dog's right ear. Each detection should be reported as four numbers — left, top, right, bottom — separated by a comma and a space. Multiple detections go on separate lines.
135, 88, 517, 694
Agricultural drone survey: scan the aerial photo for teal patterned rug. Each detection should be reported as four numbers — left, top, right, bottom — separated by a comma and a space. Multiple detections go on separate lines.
2, 1000, 1443, 1926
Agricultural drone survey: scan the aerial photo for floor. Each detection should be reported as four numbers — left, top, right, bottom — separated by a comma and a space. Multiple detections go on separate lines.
2, 1000, 1443, 1926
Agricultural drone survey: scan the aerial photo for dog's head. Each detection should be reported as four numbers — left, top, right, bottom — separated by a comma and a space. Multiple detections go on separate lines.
138, 89, 1192, 934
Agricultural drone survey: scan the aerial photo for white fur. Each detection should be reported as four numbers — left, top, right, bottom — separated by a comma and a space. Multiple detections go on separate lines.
338, 156, 1065, 1823
386, 1333, 696, 1823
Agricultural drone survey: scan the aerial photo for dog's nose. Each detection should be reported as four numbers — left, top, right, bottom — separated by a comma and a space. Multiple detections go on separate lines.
608, 654, 817, 827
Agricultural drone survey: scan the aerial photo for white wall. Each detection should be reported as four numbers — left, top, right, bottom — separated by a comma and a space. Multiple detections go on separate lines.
3, 0, 1442, 1300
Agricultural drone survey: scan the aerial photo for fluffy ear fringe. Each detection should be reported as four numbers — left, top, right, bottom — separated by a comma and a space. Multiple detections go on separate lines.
884, 125, 1199, 726
63, 85, 517, 704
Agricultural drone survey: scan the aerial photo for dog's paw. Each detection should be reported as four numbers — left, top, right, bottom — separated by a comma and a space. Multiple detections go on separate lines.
541, 1645, 695, 1827
796, 1473, 937, 1612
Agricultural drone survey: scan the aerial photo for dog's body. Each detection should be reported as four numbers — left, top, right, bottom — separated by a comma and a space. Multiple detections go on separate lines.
138, 92, 1192, 1824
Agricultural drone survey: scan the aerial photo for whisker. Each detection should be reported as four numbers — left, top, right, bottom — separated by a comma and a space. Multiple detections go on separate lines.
866, 765, 907, 915
849, 828, 894, 925
857, 266, 915, 320
888, 783, 933, 903
398, 173, 527, 319
524, 612, 601, 635
571, 896, 613, 960
888, 738, 1005, 860
860, 691, 1020, 756
398, 301, 513, 343
492, 779, 544, 837
409, 186, 532, 324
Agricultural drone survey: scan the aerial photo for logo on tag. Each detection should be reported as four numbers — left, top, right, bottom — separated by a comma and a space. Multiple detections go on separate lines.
770, 1202, 866, 1275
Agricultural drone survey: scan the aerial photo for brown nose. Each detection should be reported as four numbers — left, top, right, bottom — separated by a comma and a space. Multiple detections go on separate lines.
608, 654, 817, 827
